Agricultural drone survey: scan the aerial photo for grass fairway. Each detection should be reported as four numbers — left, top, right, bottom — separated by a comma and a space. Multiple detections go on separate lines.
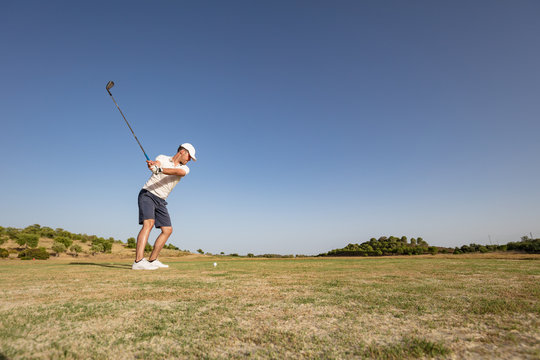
1, 255, 539, 359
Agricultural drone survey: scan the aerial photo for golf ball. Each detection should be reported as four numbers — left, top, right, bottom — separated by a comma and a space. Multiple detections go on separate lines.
213, 262, 217, 267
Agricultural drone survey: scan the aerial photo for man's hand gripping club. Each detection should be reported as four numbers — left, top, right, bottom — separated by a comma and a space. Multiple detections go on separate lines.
147, 160, 162, 175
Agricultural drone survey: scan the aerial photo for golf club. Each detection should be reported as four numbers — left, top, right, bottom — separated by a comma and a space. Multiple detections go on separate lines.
106, 81, 150, 161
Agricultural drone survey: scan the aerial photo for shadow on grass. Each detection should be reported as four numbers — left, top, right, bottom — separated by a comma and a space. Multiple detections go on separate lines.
69, 262, 132, 269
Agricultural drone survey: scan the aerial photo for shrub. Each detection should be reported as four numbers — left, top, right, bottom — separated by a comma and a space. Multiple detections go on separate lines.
15, 233, 39, 248
52, 243, 67, 256
39, 227, 56, 239
127, 237, 136, 249
90, 243, 104, 255
54, 236, 73, 249
164, 243, 179, 250
23, 224, 41, 234
0, 248, 9, 258
91, 238, 113, 253
5, 227, 19, 240
18, 247, 50, 260
70, 244, 83, 256
144, 243, 153, 252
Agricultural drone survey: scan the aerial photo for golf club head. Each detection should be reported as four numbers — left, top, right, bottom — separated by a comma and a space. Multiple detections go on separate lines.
106, 81, 115, 91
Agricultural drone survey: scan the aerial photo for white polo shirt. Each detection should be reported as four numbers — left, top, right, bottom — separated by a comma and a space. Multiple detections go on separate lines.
142, 155, 190, 199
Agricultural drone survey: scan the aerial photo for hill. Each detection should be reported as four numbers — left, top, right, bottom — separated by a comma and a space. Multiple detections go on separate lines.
0, 224, 191, 260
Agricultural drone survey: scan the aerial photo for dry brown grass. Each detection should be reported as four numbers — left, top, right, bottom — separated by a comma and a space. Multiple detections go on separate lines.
0, 254, 538, 359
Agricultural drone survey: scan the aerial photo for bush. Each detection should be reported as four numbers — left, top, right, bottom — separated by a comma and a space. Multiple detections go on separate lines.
70, 244, 83, 256
90, 243, 104, 255
0, 248, 9, 258
54, 236, 73, 249
39, 227, 56, 239
15, 233, 39, 248
52, 243, 67, 256
127, 237, 136, 249
144, 243, 153, 252
164, 243, 179, 250
18, 247, 50, 260
91, 238, 113, 253
5, 227, 19, 240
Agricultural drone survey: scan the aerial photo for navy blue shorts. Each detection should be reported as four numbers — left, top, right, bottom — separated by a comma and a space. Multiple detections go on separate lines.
138, 189, 171, 228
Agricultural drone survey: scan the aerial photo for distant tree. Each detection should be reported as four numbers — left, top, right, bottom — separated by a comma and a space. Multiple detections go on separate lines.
220, 252, 225, 255
126, 237, 136, 249
52, 243, 67, 256
165, 243, 179, 250
54, 236, 73, 249
0, 248, 9, 258
197, 249, 204, 254
144, 243, 153, 252
40, 227, 56, 239
27, 235, 39, 248
410, 238, 417, 245
90, 243, 104, 255
6, 227, 19, 240
15, 234, 39, 249
91, 238, 113, 253
23, 224, 41, 234
70, 244, 83, 256
247, 253, 254, 257
400, 236, 408, 244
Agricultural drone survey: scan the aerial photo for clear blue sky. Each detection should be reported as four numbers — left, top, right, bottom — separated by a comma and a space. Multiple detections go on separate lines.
1, 1, 539, 255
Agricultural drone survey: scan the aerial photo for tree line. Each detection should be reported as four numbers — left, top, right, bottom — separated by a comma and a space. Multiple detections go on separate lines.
318, 235, 540, 257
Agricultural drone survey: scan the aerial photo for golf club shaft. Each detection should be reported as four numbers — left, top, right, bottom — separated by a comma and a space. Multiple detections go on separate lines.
106, 89, 150, 161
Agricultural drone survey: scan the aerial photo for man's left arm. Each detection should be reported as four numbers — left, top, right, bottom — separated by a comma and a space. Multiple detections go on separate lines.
160, 168, 187, 177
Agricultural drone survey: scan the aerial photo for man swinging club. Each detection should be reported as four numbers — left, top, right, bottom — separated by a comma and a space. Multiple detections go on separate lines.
132, 143, 197, 270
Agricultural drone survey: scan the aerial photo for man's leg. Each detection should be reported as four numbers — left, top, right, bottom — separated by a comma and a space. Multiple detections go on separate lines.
149, 226, 172, 261
135, 219, 155, 262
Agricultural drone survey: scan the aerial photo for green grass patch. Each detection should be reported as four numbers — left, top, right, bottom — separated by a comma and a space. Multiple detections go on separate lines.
364, 337, 451, 359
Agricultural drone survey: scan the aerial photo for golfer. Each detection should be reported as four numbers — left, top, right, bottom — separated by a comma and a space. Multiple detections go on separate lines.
132, 143, 197, 270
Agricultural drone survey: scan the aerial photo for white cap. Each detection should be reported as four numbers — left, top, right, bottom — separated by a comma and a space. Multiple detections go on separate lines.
181, 143, 197, 161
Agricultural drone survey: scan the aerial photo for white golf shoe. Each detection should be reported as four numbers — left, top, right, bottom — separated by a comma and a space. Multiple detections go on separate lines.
132, 258, 159, 270
150, 259, 169, 268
